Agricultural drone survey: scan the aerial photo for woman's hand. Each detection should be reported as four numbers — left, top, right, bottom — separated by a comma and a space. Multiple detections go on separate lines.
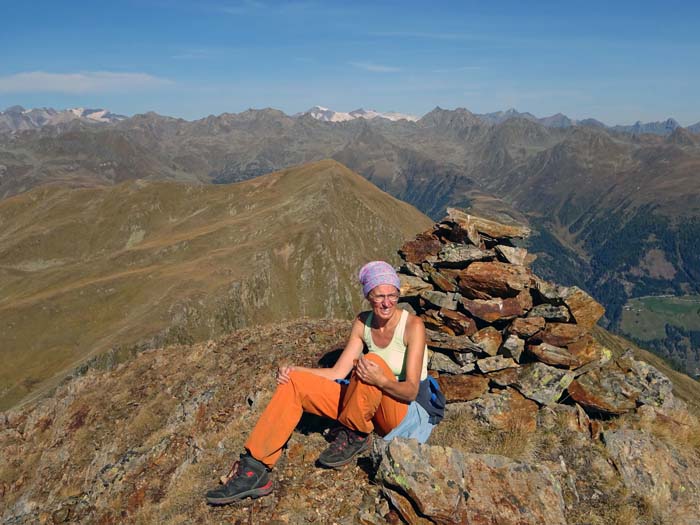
354, 356, 387, 388
276, 365, 295, 385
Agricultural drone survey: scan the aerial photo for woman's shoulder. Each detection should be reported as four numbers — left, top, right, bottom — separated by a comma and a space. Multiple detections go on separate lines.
403, 310, 425, 333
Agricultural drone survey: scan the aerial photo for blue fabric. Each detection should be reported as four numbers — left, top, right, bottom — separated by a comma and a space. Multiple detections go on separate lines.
382, 401, 434, 444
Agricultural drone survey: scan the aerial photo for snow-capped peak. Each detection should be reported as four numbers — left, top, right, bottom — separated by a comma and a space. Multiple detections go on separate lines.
298, 106, 419, 123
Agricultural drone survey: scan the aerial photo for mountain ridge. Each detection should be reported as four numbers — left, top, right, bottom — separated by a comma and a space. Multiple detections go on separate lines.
0, 159, 432, 409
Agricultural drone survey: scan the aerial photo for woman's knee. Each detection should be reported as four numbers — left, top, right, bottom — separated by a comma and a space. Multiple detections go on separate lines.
363, 353, 394, 376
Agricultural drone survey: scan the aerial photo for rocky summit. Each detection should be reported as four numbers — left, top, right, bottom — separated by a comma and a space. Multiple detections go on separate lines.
2, 212, 700, 524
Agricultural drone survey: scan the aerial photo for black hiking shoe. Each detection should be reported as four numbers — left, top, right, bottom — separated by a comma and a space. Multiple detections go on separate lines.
205, 454, 273, 505
317, 427, 370, 468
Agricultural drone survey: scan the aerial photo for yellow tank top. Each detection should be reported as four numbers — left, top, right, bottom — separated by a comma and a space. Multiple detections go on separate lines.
363, 309, 428, 381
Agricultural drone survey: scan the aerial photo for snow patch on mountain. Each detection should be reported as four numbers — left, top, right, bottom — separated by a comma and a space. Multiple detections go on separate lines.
298, 106, 419, 123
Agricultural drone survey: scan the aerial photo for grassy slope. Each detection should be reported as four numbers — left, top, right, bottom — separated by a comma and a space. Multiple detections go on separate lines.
620, 295, 700, 340
0, 159, 433, 409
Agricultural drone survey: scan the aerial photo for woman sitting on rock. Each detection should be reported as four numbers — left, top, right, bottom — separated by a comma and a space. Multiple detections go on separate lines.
206, 261, 433, 505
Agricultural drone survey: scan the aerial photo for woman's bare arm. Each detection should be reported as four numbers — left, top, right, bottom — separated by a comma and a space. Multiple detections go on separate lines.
353, 315, 425, 402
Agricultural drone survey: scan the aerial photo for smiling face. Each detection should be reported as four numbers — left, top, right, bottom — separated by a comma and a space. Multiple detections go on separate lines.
367, 284, 400, 321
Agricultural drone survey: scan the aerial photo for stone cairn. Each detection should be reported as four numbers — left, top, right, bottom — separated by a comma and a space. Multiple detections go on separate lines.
397, 207, 674, 430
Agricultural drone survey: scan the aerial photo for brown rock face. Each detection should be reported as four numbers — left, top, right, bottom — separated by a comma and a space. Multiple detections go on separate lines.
603, 429, 700, 522
533, 322, 588, 347
528, 342, 581, 368
457, 262, 533, 299
487, 367, 520, 387
461, 454, 566, 525
460, 296, 524, 323
567, 368, 638, 415
560, 286, 605, 328
472, 327, 502, 356
467, 387, 539, 432
437, 374, 489, 402
439, 308, 477, 336
421, 309, 448, 332
399, 232, 442, 264
508, 316, 545, 338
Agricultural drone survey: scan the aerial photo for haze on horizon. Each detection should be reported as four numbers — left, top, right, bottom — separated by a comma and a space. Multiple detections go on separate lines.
1, 0, 699, 126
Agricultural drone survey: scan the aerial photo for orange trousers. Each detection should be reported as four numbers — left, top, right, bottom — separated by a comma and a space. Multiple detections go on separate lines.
245, 353, 409, 467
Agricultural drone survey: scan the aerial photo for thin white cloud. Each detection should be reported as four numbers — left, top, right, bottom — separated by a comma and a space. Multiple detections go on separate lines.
350, 61, 402, 73
0, 71, 173, 94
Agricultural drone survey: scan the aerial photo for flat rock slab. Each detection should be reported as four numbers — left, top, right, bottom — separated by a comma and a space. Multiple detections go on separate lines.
486, 367, 520, 387
508, 316, 545, 338
465, 387, 538, 431
615, 351, 674, 407
477, 355, 518, 373
568, 352, 670, 415
461, 453, 566, 525
373, 438, 469, 524
472, 327, 502, 356
446, 207, 532, 239
495, 245, 528, 266
438, 374, 489, 402
567, 365, 638, 415
560, 286, 605, 329
532, 322, 588, 347
439, 308, 477, 336
527, 304, 570, 322
427, 330, 482, 354
420, 290, 459, 310
429, 350, 475, 375
512, 362, 575, 406
603, 429, 700, 523
437, 244, 495, 267
460, 296, 523, 323
528, 342, 582, 368
457, 262, 533, 299
374, 438, 567, 525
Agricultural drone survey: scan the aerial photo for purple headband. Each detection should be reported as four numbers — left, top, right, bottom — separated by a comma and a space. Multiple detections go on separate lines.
358, 261, 400, 297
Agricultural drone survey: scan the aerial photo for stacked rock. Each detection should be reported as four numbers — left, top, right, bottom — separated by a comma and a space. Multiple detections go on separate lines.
398, 208, 674, 425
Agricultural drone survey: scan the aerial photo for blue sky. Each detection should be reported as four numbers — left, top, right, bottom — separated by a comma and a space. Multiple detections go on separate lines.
1, 0, 698, 125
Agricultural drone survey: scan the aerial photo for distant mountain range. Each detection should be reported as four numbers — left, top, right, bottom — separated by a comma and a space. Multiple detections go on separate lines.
1, 104, 699, 375
294, 105, 420, 122
0, 105, 126, 132
3, 104, 698, 135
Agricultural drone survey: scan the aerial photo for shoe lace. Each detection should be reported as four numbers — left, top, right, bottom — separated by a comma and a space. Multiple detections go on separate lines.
219, 460, 244, 485
328, 428, 351, 452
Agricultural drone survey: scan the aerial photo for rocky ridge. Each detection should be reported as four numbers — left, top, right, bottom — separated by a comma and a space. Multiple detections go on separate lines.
1, 211, 700, 524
